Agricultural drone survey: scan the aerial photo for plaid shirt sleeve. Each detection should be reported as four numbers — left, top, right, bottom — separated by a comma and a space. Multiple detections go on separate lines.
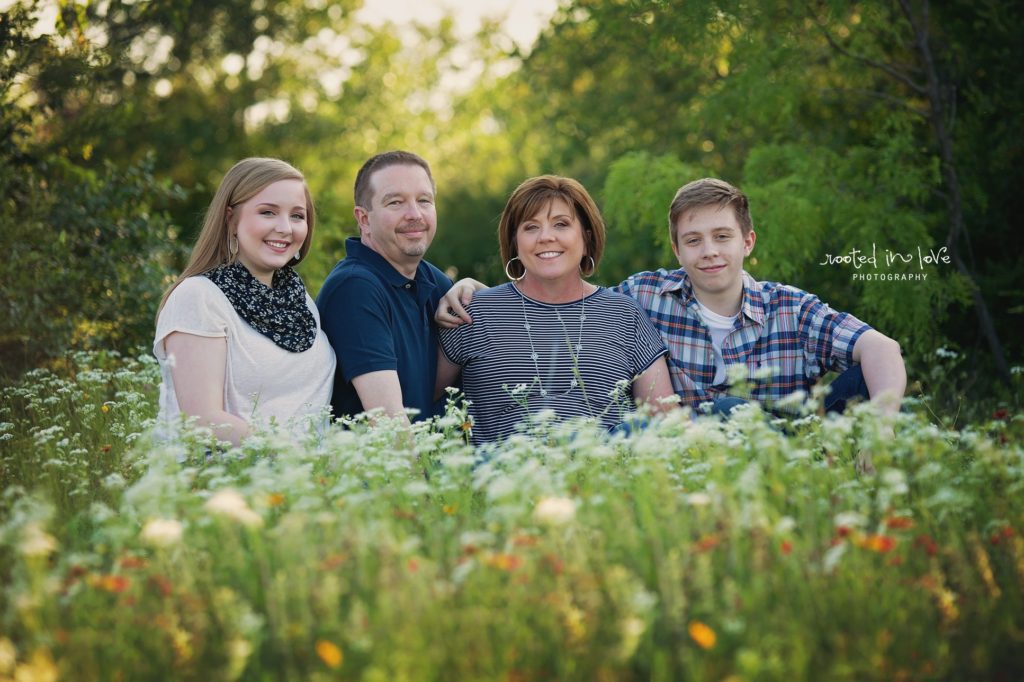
796, 292, 871, 374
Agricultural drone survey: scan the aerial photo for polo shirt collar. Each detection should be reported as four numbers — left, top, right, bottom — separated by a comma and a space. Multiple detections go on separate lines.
345, 237, 436, 292
659, 267, 766, 325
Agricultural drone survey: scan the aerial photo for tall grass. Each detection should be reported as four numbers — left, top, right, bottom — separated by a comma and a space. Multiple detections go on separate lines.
1, 352, 1022, 680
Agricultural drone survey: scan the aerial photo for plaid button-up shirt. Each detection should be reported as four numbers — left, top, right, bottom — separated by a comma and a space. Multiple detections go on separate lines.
614, 269, 870, 410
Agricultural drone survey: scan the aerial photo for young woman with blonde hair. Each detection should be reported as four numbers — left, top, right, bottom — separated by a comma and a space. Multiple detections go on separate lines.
154, 158, 335, 444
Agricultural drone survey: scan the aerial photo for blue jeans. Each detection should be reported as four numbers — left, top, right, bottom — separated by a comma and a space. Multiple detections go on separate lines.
709, 365, 870, 417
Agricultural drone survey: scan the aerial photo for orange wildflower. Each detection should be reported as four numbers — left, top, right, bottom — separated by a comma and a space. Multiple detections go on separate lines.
94, 574, 130, 593
780, 540, 793, 555
267, 493, 286, 507
688, 621, 717, 650
512, 534, 539, 547
315, 640, 343, 669
320, 553, 348, 571
100, 444, 112, 453
885, 516, 915, 530
407, 558, 420, 573
693, 534, 720, 552
858, 534, 897, 553
442, 504, 458, 515
485, 553, 522, 571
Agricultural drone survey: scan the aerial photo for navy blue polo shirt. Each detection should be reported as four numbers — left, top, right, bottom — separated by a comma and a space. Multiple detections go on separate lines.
317, 237, 453, 421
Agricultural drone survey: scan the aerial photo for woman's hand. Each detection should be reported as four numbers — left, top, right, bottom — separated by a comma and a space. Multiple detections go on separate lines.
435, 278, 489, 328
164, 332, 251, 445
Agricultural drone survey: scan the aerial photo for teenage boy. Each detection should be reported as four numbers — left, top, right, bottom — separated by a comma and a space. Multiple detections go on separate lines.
438, 178, 905, 416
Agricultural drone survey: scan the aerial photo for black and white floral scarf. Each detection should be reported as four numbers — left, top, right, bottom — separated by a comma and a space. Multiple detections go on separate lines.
205, 261, 316, 352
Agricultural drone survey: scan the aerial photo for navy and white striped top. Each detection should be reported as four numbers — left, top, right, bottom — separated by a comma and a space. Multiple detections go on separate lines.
439, 282, 668, 445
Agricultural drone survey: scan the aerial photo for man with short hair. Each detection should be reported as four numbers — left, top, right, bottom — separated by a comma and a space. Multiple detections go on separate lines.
439, 177, 906, 416
318, 151, 453, 423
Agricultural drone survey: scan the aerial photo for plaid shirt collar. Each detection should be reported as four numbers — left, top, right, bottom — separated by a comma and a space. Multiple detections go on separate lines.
655, 269, 767, 327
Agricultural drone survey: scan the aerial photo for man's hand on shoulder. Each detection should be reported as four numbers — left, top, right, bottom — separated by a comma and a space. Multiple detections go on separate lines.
436, 277, 488, 328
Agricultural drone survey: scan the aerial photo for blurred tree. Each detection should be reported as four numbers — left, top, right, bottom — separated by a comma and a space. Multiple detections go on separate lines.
1, 4, 185, 378
506, 0, 1022, 385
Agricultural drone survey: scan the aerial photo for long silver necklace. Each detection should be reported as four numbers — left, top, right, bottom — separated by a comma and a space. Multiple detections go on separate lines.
516, 281, 588, 401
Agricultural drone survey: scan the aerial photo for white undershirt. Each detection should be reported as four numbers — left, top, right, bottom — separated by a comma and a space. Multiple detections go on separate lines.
696, 300, 739, 385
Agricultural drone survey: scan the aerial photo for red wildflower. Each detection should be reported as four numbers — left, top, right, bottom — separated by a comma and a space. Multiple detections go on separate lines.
543, 553, 564, 575
990, 527, 1013, 545
992, 408, 1009, 420
885, 516, 915, 530
100, 444, 112, 453
119, 556, 147, 570
914, 535, 938, 556
693, 534, 721, 552
836, 526, 852, 538
780, 540, 793, 555
148, 575, 173, 597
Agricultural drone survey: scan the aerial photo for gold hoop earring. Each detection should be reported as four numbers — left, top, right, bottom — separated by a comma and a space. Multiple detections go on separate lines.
228, 235, 239, 258
504, 256, 524, 281
580, 255, 596, 277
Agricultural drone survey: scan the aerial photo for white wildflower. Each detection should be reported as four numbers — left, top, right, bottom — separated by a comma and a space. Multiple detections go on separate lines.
833, 511, 867, 530
141, 518, 184, 547
205, 489, 263, 528
19, 523, 57, 558
686, 492, 713, 507
533, 496, 577, 525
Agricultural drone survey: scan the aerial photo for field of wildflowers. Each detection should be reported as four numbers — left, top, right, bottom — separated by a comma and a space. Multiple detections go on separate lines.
1, 351, 1022, 681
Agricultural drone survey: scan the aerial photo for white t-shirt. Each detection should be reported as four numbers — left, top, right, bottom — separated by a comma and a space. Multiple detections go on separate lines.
695, 299, 738, 386
154, 276, 336, 436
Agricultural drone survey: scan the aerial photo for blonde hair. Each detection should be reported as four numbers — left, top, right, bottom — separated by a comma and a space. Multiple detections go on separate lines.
157, 158, 316, 316
498, 175, 605, 279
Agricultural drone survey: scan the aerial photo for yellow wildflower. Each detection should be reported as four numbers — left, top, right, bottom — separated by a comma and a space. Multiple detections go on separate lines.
688, 620, 717, 650
316, 640, 343, 669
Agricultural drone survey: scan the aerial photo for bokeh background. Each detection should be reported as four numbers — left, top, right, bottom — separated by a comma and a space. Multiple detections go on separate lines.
2, 0, 1021, 407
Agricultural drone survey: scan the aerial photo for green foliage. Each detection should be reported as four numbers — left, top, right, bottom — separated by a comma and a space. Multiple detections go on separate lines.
742, 132, 972, 359
600, 152, 701, 283
1, 353, 1023, 679
0, 154, 185, 379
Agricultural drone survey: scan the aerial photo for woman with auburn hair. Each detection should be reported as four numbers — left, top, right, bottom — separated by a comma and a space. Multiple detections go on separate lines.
436, 175, 674, 445
154, 158, 335, 444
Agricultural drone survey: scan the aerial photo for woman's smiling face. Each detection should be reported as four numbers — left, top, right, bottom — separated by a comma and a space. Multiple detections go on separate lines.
232, 179, 309, 286
515, 197, 586, 285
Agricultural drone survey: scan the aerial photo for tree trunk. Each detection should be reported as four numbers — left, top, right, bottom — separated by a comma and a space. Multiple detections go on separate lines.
899, 0, 1011, 383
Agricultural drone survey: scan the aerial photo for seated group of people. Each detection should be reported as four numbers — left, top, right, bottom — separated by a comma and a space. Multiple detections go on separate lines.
154, 151, 906, 447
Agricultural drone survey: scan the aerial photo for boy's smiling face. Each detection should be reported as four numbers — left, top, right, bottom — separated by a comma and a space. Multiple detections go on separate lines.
671, 204, 756, 315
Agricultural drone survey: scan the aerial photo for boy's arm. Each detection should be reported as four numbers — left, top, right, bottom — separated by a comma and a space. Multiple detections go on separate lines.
852, 329, 905, 415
